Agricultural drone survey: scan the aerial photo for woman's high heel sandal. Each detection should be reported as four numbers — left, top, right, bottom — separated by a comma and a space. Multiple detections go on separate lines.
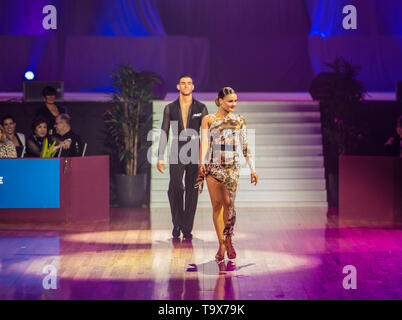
215, 242, 226, 261
225, 235, 236, 259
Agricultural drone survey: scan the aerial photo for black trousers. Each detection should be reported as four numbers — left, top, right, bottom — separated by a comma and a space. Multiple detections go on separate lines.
168, 163, 199, 234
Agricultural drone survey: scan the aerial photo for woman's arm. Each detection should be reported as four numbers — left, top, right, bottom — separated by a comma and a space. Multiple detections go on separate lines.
195, 115, 210, 191
239, 117, 255, 173
199, 115, 210, 166
26, 138, 42, 157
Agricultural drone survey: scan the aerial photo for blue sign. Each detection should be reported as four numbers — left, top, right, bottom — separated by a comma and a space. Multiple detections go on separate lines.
0, 159, 60, 208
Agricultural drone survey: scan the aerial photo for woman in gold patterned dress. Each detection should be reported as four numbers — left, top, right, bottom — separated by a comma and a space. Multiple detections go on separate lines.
0, 125, 17, 158
196, 87, 258, 261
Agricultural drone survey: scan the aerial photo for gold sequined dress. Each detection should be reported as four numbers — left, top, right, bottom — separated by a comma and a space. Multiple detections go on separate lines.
201, 113, 255, 235
0, 140, 17, 158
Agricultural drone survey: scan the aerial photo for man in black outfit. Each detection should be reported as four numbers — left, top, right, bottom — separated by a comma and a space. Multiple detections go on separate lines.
157, 75, 208, 240
54, 113, 83, 157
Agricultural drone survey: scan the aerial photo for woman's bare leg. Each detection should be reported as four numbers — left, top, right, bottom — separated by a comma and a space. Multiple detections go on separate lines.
206, 175, 226, 258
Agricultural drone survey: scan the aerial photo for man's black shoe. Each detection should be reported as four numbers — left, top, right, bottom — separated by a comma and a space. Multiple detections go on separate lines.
182, 232, 193, 240
172, 227, 181, 238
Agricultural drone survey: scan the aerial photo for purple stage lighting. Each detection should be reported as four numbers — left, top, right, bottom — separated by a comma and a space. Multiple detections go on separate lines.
24, 71, 35, 81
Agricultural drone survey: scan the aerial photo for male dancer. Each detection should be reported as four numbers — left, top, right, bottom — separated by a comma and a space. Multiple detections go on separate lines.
157, 75, 208, 240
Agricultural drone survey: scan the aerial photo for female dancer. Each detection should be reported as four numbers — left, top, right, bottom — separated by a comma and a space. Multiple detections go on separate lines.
197, 87, 258, 261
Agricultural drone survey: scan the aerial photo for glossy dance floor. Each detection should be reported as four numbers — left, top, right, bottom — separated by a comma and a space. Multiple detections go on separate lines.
0, 208, 401, 300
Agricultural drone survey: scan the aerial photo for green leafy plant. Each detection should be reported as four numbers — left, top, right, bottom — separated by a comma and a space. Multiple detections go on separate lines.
104, 64, 161, 176
319, 57, 368, 155
40, 138, 58, 158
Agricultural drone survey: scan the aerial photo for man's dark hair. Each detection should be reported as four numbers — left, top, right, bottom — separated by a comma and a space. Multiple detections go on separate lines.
42, 86, 58, 97
178, 74, 193, 83
1, 115, 15, 125
58, 113, 71, 126
397, 115, 402, 127
31, 116, 48, 133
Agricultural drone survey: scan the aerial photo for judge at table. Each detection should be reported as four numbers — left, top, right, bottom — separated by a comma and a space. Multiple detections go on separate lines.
53, 114, 83, 157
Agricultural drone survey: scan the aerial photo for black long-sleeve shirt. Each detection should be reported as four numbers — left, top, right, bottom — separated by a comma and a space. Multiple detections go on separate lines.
158, 98, 208, 161
26, 135, 54, 157
53, 130, 84, 157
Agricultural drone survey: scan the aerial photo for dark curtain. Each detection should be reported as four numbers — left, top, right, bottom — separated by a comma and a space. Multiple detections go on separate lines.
0, 0, 167, 91
0, 0, 165, 36
154, 0, 314, 92
306, 0, 402, 91
64, 0, 165, 36
63, 36, 209, 91
156, 0, 402, 92
2, 0, 402, 92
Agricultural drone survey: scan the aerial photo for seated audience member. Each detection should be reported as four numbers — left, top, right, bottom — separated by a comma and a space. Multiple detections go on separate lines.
384, 115, 402, 157
1, 115, 25, 157
53, 114, 83, 157
26, 117, 60, 157
0, 125, 17, 158
35, 86, 67, 135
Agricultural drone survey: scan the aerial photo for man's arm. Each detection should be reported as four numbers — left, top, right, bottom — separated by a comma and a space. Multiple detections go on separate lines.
199, 115, 210, 165
157, 105, 171, 161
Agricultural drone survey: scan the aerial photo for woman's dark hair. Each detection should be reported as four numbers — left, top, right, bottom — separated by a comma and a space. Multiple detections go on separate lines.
1, 115, 15, 125
31, 117, 48, 133
397, 115, 402, 127
42, 86, 57, 97
215, 87, 236, 107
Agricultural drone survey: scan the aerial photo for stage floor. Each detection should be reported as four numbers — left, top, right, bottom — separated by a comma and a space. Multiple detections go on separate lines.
0, 207, 401, 300
0, 91, 397, 102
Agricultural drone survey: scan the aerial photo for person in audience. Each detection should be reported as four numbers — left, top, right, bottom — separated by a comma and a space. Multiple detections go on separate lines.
53, 113, 83, 157
26, 117, 61, 157
0, 124, 17, 158
35, 86, 66, 135
1, 115, 25, 157
384, 115, 402, 157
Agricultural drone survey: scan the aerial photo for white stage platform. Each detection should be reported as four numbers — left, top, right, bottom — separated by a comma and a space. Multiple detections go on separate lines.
0, 91, 397, 102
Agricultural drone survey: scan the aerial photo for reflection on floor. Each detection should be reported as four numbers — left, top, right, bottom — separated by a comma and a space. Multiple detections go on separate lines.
0, 207, 401, 300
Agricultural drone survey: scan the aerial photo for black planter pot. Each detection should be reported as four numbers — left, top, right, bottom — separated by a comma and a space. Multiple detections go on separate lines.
326, 173, 339, 208
321, 136, 340, 208
320, 103, 339, 208
115, 173, 147, 207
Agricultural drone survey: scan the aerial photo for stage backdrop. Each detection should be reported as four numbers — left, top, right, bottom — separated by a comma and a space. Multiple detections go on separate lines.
0, 0, 402, 92
305, 0, 402, 91
63, 36, 209, 92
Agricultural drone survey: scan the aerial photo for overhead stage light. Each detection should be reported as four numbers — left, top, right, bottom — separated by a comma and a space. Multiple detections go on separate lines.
24, 71, 35, 81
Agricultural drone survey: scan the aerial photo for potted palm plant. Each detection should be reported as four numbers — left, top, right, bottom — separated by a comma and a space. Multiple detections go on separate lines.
104, 64, 161, 207
319, 57, 367, 155
312, 57, 368, 208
